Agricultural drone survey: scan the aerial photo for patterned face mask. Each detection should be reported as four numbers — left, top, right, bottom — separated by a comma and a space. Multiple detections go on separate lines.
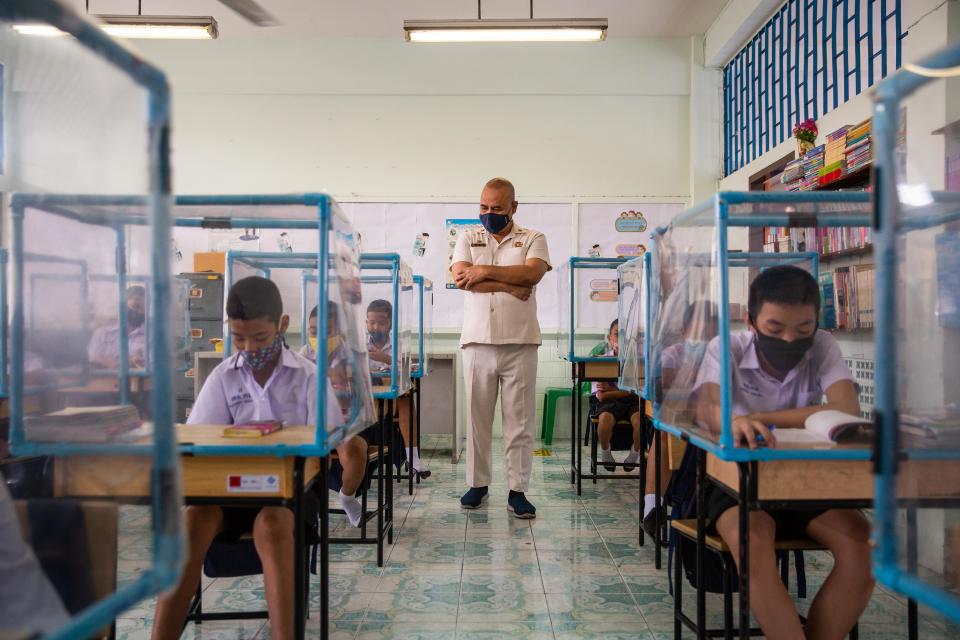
242, 334, 284, 371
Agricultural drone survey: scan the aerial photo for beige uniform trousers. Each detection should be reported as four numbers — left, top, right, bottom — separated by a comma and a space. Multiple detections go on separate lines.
462, 343, 539, 492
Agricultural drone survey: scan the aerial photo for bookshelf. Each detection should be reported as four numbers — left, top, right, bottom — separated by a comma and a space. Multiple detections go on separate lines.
749, 120, 875, 339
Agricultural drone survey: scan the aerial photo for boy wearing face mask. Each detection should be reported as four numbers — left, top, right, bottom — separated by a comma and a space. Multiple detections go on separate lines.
592, 319, 643, 473
151, 276, 360, 640
693, 266, 872, 640
87, 285, 147, 369
364, 299, 430, 477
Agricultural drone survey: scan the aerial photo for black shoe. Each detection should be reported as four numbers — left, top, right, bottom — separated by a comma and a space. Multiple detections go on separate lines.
642, 505, 667, 541
507, 490, 537, 519
460, 486, 488, 509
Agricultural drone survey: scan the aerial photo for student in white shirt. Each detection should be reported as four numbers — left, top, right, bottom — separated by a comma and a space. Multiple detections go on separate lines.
694, 266, 872, 640
365, 299, 429, 478
151, 277, 367, 640
86, 285, 146, 369
591, 319, 643, 472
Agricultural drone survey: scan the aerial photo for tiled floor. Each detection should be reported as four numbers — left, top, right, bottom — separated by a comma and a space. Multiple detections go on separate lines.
116, 435, 960, 639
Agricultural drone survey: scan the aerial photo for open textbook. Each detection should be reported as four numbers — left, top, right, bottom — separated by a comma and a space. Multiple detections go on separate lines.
773, 410, 872, 445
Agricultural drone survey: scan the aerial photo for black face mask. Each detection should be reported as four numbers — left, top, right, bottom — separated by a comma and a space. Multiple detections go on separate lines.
753, 326, 815, 374
127, 308, 145, 329
479, 212, 510, 234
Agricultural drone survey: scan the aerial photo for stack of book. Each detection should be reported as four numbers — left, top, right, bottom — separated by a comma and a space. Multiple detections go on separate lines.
24, 404, 143, 443
818, 226, 872, 255
846, 118, 872, 172
780, 158, 805, 191
800, 145, 825, 190
820, 126, 850, 185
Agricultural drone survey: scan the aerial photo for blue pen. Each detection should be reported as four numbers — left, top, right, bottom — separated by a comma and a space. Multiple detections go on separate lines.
755, 424, 776, 445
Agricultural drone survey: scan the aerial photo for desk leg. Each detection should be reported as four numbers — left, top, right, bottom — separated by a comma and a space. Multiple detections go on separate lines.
638, 409, 647, 548
576, 367, 584, 496
906, 506, 918, 640
570, 363, 577, 485
409, 385, 415, 496
738, 463, 751, 640
695, 448, 706, 639
320, 456, 329, 640
654, 425, 662, 569
293, 457, 306, 640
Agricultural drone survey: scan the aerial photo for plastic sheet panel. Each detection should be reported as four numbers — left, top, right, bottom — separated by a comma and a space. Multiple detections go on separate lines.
617, 253, 650, 397
556, 257, 630, 362
412, 276, 433, 378
650, 191, 871, 462
872, 43, 960, 623
2, 2, 182, 637
173, 195, 377, 453
360, 254, 414, 399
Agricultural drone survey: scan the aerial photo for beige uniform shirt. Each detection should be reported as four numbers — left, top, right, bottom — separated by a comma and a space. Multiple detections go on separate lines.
452, 224, 552, 347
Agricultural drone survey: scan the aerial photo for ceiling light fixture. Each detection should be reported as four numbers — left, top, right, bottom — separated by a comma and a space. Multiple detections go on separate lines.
404, 1, 606, 43
13, 15, 218, 40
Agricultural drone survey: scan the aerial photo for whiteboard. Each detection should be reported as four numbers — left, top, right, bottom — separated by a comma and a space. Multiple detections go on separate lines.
340, 202, 573, 330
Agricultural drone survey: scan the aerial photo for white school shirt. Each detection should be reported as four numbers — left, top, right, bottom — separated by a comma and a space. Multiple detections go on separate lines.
86, 323, 146, 368
367, 334, 392, 373
188, 347, 341, 429
693, 330, 854, 416
451, 224, 552, 347
298, 342, 316, 362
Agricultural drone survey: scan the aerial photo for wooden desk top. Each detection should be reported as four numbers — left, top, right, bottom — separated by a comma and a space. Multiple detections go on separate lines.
582, 361, 619, 380
60, 375, 151, 394
54, 424, 322, 500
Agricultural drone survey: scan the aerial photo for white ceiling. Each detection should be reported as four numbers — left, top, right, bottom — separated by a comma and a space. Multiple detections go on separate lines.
79, 0, 729, 38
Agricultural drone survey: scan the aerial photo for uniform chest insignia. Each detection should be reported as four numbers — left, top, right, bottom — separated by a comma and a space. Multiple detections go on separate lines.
513, 241, 523, 247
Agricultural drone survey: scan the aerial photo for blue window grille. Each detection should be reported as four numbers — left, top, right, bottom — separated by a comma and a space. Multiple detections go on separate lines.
723, 0, 904, 175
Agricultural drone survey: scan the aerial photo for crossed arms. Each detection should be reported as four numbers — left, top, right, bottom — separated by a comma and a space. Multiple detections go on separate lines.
450, 260, 549, 300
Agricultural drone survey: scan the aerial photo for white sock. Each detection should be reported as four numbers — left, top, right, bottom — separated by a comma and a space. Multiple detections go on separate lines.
601, 445, 611, 453
643, 494, 657, 518
625, 446, 642, 463
339, 489, 363, 527
410, 447, 429, 472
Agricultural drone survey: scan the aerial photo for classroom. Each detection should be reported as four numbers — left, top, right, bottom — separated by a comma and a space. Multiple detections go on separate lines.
0, 1, 958, 639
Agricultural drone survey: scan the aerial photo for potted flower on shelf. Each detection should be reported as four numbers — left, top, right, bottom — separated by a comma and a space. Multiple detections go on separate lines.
793, 119, 818, 156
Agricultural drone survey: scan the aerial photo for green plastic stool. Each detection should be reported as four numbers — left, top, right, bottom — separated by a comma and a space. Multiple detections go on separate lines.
541, 382, 590, 445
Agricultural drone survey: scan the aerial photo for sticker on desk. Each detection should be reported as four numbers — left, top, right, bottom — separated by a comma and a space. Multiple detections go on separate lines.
189, 287, 203, 298
227, 474, 280, 493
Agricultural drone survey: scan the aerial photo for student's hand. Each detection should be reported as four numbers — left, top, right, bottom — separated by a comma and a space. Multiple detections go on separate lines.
596, 382, 611, 392
454, 265, 488, 289
732, 415, 777, 449
507, 285, 532, 301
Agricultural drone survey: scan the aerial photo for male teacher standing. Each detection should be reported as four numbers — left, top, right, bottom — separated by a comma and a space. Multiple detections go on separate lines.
451, 178, 551, 518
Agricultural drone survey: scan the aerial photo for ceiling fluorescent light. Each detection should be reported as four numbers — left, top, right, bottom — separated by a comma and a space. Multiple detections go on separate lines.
404, 19, 607, 43
13, 15, 218, 40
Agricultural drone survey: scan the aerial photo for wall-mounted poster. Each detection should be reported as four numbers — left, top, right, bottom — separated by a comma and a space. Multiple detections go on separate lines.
444, 218, 483, 289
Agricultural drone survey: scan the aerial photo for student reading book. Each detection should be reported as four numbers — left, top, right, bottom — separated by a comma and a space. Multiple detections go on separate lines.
694, 266, 873, 640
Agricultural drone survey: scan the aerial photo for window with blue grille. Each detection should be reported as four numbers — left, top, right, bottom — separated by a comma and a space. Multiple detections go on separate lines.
723, 0, 904, 176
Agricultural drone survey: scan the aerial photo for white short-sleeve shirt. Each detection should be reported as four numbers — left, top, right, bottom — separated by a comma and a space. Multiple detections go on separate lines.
694, 330, 854, 416
188, 347, 341, 429
87, 324, 146, 369
451, 224, 552, 346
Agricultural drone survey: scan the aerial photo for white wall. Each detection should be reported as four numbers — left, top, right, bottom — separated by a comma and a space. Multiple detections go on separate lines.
134, 36, 693, 200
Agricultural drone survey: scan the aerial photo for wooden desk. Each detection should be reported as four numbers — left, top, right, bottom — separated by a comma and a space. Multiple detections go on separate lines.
583, 361, 619, 380
55, 425, 321, 499
53, 424, 325, 640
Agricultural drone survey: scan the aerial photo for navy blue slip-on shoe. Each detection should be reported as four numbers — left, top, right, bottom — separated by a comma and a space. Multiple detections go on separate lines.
507, 490, 537, 519
460, 486, 488, 509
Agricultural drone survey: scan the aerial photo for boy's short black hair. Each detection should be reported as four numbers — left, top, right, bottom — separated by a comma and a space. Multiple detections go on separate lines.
367, 299, 392, 317
127, 285, 146, 299
608, 319, 618, 334
309, 305, 318, 320
682, 300, 718, 329
226, 276, 283, 324
748, 265, 820, 320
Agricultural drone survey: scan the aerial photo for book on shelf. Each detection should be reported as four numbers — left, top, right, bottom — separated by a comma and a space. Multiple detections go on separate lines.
819, 272, 837, 330
23, 404, 143, 443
